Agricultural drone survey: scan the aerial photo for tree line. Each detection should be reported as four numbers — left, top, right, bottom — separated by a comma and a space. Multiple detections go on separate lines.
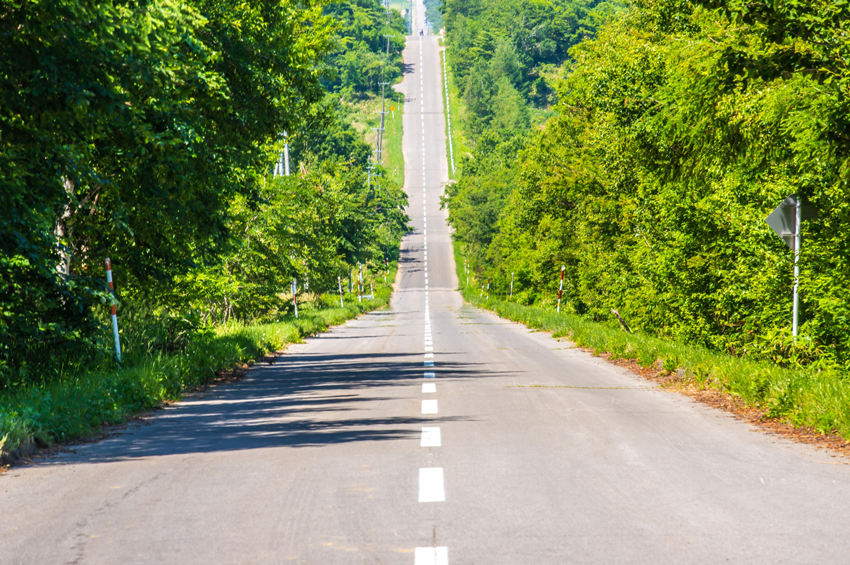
442, 0, 850, 370
0, 0, 409, 386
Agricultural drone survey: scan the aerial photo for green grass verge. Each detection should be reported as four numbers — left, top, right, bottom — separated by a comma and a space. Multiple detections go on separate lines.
454, 244, 850, 440
0, 266, 397, 461
384, 92, 405, 187
347, 92, 405, 188
441, 47, 470, 181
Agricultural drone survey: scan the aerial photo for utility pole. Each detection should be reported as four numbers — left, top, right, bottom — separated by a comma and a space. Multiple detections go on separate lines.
377, 82, 389, 163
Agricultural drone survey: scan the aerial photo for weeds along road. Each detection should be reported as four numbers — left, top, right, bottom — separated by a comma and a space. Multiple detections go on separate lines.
4, 1, 850, 562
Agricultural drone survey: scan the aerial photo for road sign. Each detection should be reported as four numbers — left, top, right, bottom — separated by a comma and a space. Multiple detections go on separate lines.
765, 194, 818, 249
764, 193, 818, 337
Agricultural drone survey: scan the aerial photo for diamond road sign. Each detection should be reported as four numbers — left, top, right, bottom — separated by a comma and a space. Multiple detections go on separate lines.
765, 194, 818, 250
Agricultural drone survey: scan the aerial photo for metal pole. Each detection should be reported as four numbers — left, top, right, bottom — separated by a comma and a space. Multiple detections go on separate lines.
377, 81, 389, 163
557, 266, 565, 313
793, 197, 801, 338
105, 258, 122, 363
510, 272, 514, 298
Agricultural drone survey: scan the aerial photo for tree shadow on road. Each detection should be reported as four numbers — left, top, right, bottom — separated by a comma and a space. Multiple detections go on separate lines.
36, 345, 514, 466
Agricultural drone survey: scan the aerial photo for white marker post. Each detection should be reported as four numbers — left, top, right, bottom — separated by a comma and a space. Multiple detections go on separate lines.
358, 263, 363, 302
557, 265, 565, 313
105, 259, 122, 363
486, 277, 490, 300
291, 278, 298, 318
338, 276, 344, 307
510, 272, 514, 298
283, 130, 290, 176
792, 198, 801, 337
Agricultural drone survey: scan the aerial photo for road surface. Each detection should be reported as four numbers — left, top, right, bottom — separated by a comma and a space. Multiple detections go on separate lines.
3, 1, 850, 563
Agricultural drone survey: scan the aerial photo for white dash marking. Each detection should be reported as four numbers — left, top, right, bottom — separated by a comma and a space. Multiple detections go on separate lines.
424, 371, 435, 378
424, 353, 434, 359
420, 426, 441, 447
414, 547, 449, 565
424, 360, 434, 367
421, 399, 438, 414
422, 382, 436, 393
418, 468, 445, 502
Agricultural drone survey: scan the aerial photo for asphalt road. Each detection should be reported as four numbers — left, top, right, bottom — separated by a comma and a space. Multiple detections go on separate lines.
3, 2, 850, 563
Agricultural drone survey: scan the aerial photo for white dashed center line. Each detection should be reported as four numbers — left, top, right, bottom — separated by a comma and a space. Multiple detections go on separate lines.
420, 426, 441, 446
418, 468, 445, 502
422, 382, 436, 393
414, 547, 449, 565
421, 399, 438, 414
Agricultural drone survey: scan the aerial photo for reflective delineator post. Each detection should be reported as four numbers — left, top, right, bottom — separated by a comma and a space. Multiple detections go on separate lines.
792, 198, 801, 338
486, 278, 490, 300
291, 278, 298, 319
510, 272, 514, 298
358, 263, 363, 302
338, 276, 344, 308
105, 258, 122, 362
284, 130, 290, 176
557, 265, 565, 313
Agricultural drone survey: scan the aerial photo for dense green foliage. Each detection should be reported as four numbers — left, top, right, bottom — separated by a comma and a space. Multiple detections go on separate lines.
423, 0, 443, 32
0, 0, 409, 388
323, 0, 407, 98
444, 0, 850, 371
442, 0, 623, 136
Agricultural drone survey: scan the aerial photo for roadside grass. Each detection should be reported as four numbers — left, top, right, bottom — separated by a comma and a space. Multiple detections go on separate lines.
440, 48, 470, 181
384, 91, 405, 187
346, 92, 405, 188
454, 245, 850, 441
0, 266, 396, 462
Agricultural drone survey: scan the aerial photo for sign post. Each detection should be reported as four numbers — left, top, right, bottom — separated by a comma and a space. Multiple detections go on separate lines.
765, 194, 818, 338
